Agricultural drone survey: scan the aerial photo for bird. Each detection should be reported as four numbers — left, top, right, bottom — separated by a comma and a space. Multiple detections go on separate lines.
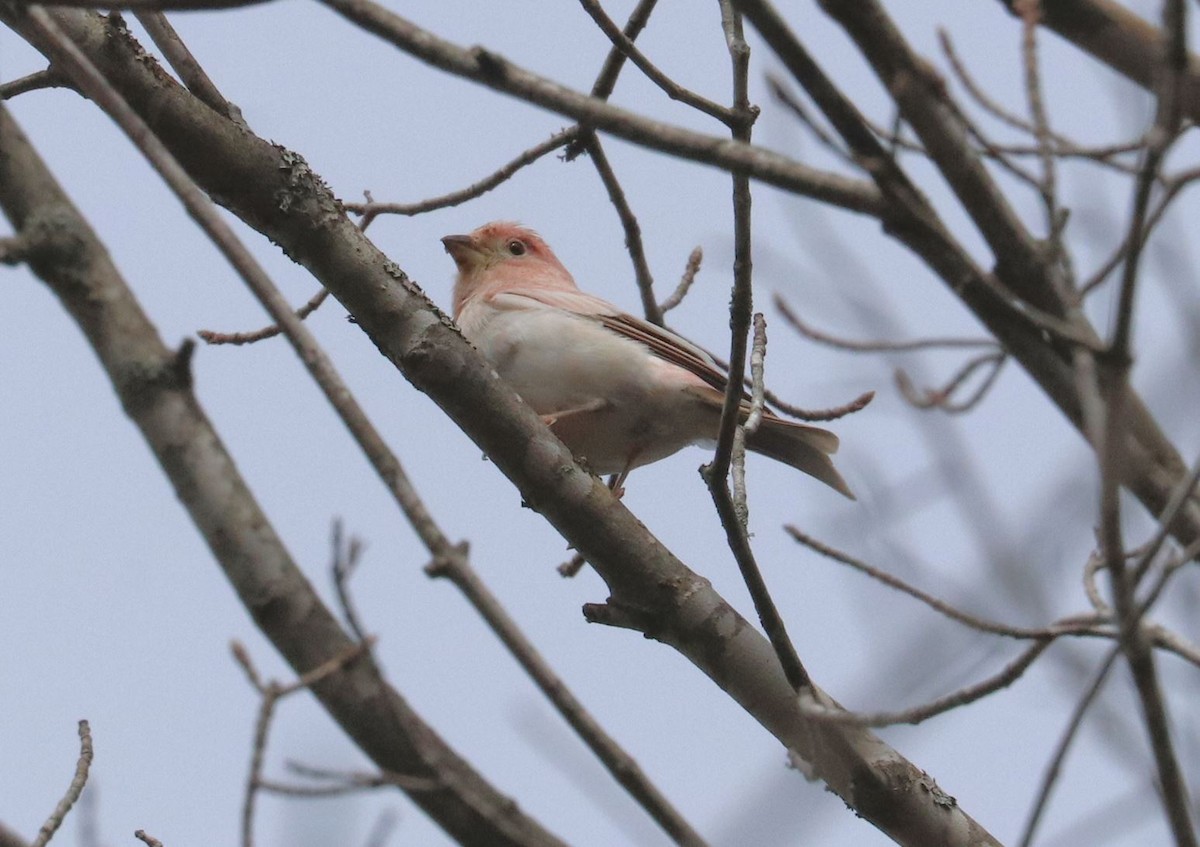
441, 221, 853, 499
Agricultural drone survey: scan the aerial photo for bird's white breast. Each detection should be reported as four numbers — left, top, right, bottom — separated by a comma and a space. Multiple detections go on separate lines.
457, 298, 714, 474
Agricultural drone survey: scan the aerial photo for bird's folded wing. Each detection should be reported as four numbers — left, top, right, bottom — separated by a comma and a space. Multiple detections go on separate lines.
491, 288, 730, 394
490, 288, 839, 454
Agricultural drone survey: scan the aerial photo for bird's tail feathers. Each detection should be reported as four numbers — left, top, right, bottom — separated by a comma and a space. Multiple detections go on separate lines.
745, 418, 854, 499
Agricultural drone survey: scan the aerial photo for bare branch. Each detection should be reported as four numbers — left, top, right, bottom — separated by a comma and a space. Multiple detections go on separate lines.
703, 0, 810, 694
575, 0, 735, 125
764, 388, 874, 423
775, 293, 995, 352
994, 0, 1200, 124
233, 639, 374, 847
786, 526, 1111, 640
658, 245, 703, 314
766, 75, 855, 164
345, 127, 581, 222
895, 351, 1006, 414
798, 639, 1053, 727
134, 11, 247, 128
0, 81, 569, 847
198, 288, 330, 346
284, 761, 439, 794
1018, 646, 1121, 847
426, 548, 711, 847
319, 0, 884, 215
585, 135, 662, 324
30, 721, 93, 847
0, 67, 69, 99
731, 313, 768, 527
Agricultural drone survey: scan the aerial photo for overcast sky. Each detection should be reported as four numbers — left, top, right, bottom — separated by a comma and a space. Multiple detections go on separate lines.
3, 2, 1197, 846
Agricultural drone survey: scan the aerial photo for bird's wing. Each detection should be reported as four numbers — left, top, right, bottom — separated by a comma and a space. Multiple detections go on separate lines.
491, 288, 729, 394
489, 287, 839, 454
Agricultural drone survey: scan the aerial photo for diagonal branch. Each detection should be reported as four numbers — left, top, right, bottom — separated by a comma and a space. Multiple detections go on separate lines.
994, 0, 1200, 123
317, 0, 883, 215
0, 97, 567, 847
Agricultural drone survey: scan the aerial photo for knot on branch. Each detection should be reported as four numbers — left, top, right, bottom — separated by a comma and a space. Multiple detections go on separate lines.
115, 338, 198, 411
583, 599, 657, 636
4, 206, 90, 272
470, 46, 509, 80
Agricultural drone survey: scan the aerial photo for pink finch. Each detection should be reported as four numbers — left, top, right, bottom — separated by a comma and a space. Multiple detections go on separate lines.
442, 221, 853, 499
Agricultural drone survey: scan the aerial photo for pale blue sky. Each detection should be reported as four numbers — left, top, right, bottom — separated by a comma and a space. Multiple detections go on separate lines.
3, 2, 1195, 846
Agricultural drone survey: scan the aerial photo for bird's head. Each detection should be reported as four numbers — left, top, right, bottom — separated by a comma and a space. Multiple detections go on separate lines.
442, 221, 575, 315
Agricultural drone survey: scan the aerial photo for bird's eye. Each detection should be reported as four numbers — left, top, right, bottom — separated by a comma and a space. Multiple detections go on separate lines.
507, 239, 526, 256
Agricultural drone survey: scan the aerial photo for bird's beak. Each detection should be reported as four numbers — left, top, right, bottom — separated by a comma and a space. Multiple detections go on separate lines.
441, 234, 481, 269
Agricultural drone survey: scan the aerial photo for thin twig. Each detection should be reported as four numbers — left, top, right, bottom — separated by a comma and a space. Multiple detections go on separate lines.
1130, 450, 1200, 585
766, 75, 855, 165
199, 288, 330, 345
345, 127, 581, 223
576, 0, 735, 126
134, 11, 247, 129
894, 351, 1006, 414
1015, 0, 1066, 271
585, 135, 662, 324
0, 67, 69, 99
587, 0, 659, 100
319, 0, 885, 216
1097, 0, 1196, 836
797, 639, 1053, 727
1017, 645, 1121, 847
330, 520, 371, 642
1079, 161, 1200, 297
565, 0, 662, 160
732, 313, 767, 527
231, 640, 372, 847
774, 294, 995, 352
703, 0, 810, 694
659, 246, 702, 314
940, 101, 1044, 190
259, 761, 437, 795
287, 761, 440, 793
31, 721, 93, 847
938, 27, 1037, 136
763, 388, 874, 423
786, 526, 1109, 640
426, 549, 711, 847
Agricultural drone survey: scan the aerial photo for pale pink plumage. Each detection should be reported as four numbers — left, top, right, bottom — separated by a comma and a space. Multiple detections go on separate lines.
441, 221, 853, 498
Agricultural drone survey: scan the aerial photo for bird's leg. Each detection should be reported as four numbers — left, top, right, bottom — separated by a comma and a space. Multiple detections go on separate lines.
608, 452, 642, 499
540, 397, 608, 427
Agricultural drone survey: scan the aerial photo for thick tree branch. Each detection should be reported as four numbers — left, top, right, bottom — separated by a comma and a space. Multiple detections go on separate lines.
0, 101, 566, 847
995, 0, 1200, 124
